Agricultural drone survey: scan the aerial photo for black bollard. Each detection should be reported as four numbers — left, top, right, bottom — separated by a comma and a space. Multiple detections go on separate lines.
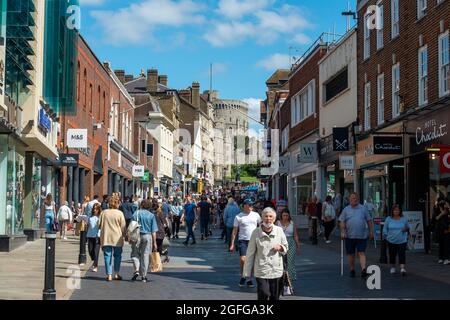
43, 231, 56, 300
312, 217, 318, 245
78, 223, 87, 265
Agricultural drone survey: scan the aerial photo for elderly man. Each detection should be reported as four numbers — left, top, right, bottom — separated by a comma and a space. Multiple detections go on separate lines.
243, 207, 288, 301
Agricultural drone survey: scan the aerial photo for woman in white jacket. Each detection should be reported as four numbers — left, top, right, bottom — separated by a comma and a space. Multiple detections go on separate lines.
243, 207, 288, 300
57, 201, 73, 240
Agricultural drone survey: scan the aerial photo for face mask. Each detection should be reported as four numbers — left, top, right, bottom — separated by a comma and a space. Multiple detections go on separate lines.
262, 222, 273, 229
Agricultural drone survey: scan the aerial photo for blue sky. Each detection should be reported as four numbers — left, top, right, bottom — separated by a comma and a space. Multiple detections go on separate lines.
79, 0, 355, 132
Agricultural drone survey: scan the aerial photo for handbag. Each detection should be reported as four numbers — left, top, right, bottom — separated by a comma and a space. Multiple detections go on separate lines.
150, 251, 163, 272
52, 221, 60, 232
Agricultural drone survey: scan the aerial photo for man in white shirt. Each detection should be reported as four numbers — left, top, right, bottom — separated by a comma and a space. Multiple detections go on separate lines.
230, 199, 261, 288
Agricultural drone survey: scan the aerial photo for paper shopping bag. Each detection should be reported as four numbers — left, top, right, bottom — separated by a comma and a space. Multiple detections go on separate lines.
150, 252, 163, 273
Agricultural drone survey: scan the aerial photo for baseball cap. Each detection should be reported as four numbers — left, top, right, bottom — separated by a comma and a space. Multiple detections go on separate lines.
243, 199, 254, 206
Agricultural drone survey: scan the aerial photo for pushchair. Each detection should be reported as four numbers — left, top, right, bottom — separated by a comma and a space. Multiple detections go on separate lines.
162, 227, 171, 263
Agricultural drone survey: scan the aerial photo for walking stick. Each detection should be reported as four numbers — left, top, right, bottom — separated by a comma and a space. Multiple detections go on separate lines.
341, 239, 344, 276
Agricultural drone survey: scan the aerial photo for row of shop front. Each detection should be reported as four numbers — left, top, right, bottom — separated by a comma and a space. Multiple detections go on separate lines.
269, 104, 449, 253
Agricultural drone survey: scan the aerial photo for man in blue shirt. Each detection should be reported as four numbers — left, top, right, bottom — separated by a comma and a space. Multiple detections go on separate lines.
223, 197, 241, 246
339, 192, 374, 278
182, 197, 198, 245
130, 199, 158, 283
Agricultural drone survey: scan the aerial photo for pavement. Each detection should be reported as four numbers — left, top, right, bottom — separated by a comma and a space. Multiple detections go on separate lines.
1, 226, 450, 300
0, 233, 91, 300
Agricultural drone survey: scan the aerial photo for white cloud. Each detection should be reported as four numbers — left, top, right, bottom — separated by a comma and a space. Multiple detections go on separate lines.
80, 0, 105, 5
205, 4, 312, 47
213, 63, 228, 74
91, 0, 206, 45
292, 33, 311, 45
217, 0, 274, 20
256, 54, 291, 71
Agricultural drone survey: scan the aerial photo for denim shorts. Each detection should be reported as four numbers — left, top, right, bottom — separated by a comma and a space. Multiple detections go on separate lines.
345, 238, 368, 254
238, 240, 250, 257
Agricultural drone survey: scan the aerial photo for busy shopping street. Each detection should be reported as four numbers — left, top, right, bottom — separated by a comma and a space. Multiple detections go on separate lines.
1, 0, 450, 303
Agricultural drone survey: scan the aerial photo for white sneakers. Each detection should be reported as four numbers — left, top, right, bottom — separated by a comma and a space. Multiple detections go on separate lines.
390, 268, 396, 274
444, 260, 450, 265
438, 260, 444, 264
326, 240, 331, 244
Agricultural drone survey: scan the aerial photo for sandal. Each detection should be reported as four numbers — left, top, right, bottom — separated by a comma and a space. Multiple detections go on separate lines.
114, 274, 123, 281
106, 275, 113, 282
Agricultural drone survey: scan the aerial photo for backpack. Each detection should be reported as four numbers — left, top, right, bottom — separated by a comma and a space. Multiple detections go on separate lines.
127, 211, 141, 244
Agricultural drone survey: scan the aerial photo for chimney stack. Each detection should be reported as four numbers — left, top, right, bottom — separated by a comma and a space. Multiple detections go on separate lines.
192, 82, 200, 108
147, 69, 158, 93
114, 70, 125, 84
124, 75, 134, 83
158, 75, 168, 87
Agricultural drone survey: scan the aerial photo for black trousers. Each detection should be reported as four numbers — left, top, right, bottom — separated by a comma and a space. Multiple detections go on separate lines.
156, 238, 164, 256
438, 233, 450, 260
323, 220, 335, 241
87, 237, 100, 267
388, 242, 407, 265
172, 216, 181, 236
256, 277, 282, 301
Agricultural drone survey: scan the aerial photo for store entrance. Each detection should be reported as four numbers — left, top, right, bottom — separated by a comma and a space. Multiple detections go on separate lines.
389, 159, 405, 210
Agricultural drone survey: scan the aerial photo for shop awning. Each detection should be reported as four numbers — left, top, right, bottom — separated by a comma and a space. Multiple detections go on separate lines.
94, 147, 103, 175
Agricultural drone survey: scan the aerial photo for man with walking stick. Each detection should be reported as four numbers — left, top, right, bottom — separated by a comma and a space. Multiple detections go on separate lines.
339, 193, 374, 278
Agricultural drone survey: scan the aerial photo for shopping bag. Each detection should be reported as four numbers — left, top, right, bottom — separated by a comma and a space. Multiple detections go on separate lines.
150, 252, 163, 273
281, 271, 294, 296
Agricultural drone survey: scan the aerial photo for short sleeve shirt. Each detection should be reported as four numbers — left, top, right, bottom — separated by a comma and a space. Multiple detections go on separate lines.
197, 201, 212, 219
339, 204, 372, 239
233, 211, 262, 241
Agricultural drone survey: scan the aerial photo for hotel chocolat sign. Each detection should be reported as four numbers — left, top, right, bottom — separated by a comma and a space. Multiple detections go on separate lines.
373, 136, 403, 155
409, 112, 449, 154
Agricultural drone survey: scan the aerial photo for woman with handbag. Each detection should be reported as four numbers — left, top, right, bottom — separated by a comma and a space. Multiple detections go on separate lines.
276, 208, 300, 283
155, 205, 167, 256
322, 196, 337, 244
99, 194, 126, 282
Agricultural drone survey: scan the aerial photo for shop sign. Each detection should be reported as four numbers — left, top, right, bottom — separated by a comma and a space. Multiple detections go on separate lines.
58, 154, 79, 167
339, 155, 355, 170
403, 211, 424, 251
39, 109, 52, 132
141, 170, 150, 182
441, 149, 450, 174
67, 129, 88, 148
123, 161, 133, 174
298, 143, 318, 163
132, 165, 145, 177
333, 128, 349, 151
373, 136, 402, 155
409, 114, 450, 154
415, 119, 448, 147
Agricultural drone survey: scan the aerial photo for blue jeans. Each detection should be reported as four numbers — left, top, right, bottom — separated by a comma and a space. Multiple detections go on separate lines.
45, 211, 54, 232
102, 246, 123, 276
185, 220, 196, 243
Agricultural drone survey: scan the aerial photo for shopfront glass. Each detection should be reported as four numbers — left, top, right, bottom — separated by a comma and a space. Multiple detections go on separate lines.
429, 152, 450, 209
31, 157, 42, 229
294, 171, 317, 215
362, 165, 388, 218
0, 135, 25, 235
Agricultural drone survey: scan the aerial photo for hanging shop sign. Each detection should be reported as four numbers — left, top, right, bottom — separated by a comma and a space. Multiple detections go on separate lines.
373, 136, 403, 155
441, 148, 450, 174
333, 127, 349, 151
339, 155, 355, 170
67, 129, 88, 148
298, 143, 318, 163
132, 165, 145, 177
58, 154, 79, 167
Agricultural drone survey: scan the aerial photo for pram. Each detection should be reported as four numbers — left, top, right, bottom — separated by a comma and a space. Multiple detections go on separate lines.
162, 228, 171, 263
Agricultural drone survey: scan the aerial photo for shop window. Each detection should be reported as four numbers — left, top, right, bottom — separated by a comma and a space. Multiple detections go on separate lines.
324, 68, 348, 103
